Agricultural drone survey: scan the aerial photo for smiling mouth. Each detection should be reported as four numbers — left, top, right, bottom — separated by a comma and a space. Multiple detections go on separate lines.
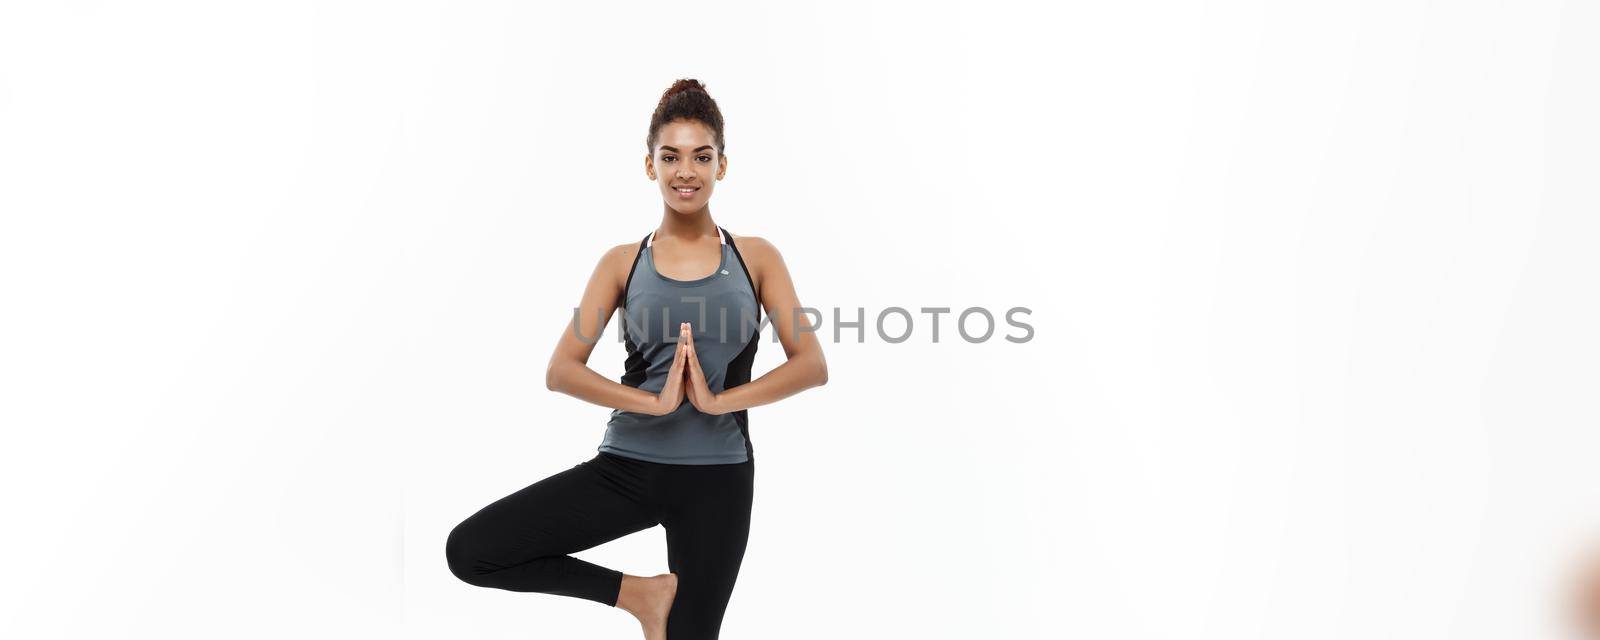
674, 186, 700, 197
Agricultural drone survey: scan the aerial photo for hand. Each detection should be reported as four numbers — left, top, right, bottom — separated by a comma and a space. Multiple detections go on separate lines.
681, 324, 724, 415
652, 323, 690, 416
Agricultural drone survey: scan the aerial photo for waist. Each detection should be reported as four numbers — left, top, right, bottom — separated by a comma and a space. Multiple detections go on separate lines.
601, 405, 750, 465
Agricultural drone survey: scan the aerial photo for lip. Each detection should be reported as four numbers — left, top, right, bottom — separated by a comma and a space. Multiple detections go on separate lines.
672, 185, 700, 199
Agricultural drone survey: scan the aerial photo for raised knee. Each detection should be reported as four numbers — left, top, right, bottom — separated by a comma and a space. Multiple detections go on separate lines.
444, 521, 484, 585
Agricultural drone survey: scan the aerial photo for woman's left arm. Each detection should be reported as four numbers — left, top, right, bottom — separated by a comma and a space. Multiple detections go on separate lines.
683, 236, 828, 415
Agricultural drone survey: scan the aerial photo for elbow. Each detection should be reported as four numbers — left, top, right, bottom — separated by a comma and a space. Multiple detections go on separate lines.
545, 362, 564, 393
813, 358, 829, 388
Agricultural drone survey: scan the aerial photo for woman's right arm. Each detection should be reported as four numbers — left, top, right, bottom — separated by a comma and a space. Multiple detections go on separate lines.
545, 243, 689, 416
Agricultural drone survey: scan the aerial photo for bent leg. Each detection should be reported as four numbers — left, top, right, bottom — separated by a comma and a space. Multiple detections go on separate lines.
445, 456, 658, 606
662, 460, 755, 640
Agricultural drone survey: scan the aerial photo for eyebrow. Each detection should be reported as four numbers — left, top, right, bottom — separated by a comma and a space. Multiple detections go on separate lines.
659, 145, 715, 153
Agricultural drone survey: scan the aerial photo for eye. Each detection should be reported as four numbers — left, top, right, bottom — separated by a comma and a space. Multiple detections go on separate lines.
697, 155, 712, 162
662, 156, 676, 162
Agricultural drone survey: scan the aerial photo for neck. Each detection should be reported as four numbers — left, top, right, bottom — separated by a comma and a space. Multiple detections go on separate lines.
655, 205, 717, 242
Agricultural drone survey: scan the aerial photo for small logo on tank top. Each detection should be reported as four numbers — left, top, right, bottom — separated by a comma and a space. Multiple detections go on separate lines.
721, 269, 729, 275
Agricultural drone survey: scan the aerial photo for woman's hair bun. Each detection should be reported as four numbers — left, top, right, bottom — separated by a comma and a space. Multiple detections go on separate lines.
658, 78, 708, 109
647, 78, 726, 154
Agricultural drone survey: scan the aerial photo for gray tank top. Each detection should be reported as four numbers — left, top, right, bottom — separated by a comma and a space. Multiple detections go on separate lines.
598, 226, 761, 465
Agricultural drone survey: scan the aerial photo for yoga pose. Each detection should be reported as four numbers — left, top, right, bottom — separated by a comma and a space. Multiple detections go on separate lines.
445, 78, 829, 640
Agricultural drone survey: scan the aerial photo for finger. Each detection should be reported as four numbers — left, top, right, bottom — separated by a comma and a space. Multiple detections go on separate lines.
669, 325, 689, 382
686, 344, 707, 384
681, 348, 696, 402
665, 332, 688, 382
668, 340, 685, 371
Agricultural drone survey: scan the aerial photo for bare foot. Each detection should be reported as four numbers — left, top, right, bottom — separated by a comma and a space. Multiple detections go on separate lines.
616, 573, 677, 640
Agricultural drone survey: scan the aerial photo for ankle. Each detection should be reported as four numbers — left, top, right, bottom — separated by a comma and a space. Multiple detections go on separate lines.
616, 574, 643, 612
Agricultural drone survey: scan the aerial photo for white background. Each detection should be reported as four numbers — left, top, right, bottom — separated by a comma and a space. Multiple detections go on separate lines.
3, 1, 1597, 638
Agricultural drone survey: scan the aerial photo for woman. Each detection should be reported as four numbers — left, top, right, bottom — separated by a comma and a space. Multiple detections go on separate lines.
445, 79, 828, 640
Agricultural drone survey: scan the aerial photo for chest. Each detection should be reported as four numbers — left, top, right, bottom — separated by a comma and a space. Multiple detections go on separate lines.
623, 247, 759, 347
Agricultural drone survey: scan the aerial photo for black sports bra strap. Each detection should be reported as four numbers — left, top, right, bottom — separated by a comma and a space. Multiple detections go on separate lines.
618, 232, 651, 310
720, 226, 761, 321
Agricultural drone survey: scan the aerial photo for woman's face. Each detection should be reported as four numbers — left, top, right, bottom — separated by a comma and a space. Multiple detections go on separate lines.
646, 118, 726, 215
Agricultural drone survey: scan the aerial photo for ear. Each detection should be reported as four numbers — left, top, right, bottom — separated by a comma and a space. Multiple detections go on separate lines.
717, 153, 728, 180
644, 153, 656, 180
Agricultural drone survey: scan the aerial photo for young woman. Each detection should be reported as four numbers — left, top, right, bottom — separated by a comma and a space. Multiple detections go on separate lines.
445, 79, 828, 640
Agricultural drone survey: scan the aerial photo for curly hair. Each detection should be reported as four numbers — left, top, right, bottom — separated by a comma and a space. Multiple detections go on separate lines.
646, 78, 726, 155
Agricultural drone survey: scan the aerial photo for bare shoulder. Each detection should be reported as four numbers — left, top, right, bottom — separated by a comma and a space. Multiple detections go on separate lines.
608, 239, 640, 261
601, 238, 645, 284
727, 233, 789, 298
727, 232, 781, 265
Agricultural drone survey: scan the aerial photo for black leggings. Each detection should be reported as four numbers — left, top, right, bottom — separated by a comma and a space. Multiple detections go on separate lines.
446, 451, 755, 639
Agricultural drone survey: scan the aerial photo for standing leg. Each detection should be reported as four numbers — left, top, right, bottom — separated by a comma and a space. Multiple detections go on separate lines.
661, 460, 755, 640
445, 455, 659, 606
